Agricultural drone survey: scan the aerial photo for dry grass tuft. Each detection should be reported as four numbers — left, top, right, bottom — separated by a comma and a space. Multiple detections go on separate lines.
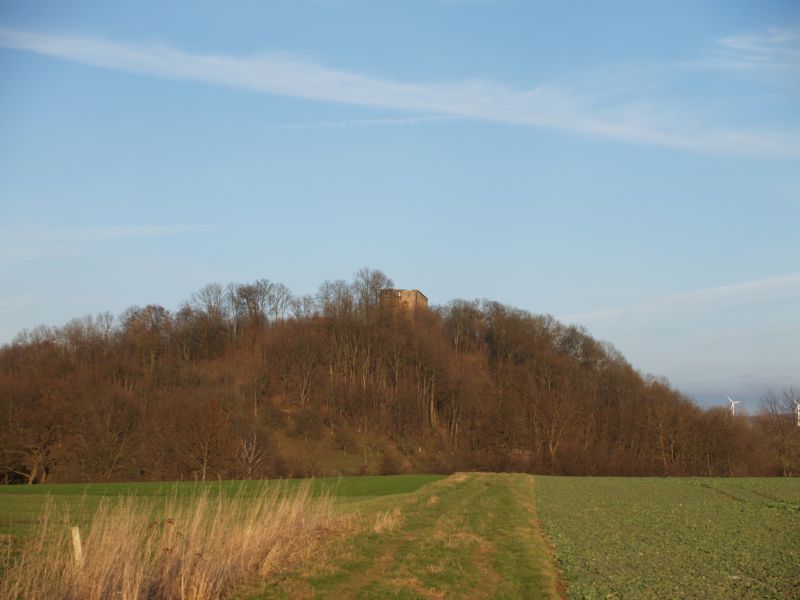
387, 577, 445, 599
441, 530, 490, 550
0, 482, 334, 600
372, 506, 402, 534
424, 564, 444, 574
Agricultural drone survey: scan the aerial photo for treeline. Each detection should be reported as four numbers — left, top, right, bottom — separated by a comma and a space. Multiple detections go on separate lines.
1, 268, 798, 484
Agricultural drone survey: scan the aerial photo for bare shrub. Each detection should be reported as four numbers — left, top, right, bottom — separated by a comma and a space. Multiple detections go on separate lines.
1, 482, 334, 600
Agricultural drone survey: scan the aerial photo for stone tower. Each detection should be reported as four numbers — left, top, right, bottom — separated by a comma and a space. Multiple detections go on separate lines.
379, 289, 428, 312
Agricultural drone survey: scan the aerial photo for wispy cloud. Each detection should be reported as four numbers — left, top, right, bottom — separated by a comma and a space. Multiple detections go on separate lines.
1, 25, 798, 157
265, 115, 464, 132
699, 27, 800, 75
560, 273, 800, 323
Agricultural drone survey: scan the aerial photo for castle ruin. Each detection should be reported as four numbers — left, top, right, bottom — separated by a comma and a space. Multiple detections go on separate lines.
379, 289, 428, 312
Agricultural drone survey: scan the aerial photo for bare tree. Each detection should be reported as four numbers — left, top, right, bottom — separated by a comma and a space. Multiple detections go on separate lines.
238, 432, 265, 479
759, 387, 800, 476
227, 280, 271, 327
175, 398, 236, 481
317, 279, 355, 317
267, 282, 293, 321
290, 294, 318, 320
353, 267, 394, 311
191, 283, 227, 322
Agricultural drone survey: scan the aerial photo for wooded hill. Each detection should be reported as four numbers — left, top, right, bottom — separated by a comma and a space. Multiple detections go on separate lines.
1, 269, 797, 484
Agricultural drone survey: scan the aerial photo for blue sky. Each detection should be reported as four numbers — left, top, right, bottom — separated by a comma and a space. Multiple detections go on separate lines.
1, 0, 798, 408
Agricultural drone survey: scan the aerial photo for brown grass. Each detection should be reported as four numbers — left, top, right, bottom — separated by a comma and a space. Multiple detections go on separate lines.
0, 483, 335, 600
372, 506, 402, 534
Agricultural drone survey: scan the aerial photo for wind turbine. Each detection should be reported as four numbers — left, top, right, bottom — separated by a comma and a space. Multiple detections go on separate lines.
727, 396, 740, 417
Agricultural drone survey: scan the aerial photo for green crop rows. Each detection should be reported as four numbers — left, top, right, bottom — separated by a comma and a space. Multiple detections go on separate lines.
535, 477, 800, 599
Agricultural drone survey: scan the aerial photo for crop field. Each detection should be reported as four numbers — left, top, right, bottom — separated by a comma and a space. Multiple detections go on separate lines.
2, 474, 798, 599
536, 476, 800, 599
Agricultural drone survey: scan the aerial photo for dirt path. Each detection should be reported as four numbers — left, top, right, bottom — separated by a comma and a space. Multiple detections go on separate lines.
251, 472, 562, 599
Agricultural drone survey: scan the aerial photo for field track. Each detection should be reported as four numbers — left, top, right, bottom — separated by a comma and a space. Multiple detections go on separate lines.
252, 472, 560, 599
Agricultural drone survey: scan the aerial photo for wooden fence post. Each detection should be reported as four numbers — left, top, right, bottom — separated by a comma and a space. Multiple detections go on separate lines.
70, 526, 84, 567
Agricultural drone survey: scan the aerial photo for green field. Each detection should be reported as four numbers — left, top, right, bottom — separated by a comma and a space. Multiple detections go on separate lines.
2, 474, 799, 599
536, 476, 800, 599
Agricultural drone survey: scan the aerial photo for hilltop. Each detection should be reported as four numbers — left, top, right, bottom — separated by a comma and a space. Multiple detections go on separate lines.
1, 268, 796, 484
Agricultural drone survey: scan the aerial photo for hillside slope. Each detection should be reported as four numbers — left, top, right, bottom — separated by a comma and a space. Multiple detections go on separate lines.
2, 270, 793, 483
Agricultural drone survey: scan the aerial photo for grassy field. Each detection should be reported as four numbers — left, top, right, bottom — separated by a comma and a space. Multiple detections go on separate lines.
0, 475, 446, 600
0, 474, 443, 541
536, 476, 800, 599
2, 474, 799, 599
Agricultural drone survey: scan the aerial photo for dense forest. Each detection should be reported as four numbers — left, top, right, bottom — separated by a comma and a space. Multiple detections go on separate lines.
1, 269, 798, 484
